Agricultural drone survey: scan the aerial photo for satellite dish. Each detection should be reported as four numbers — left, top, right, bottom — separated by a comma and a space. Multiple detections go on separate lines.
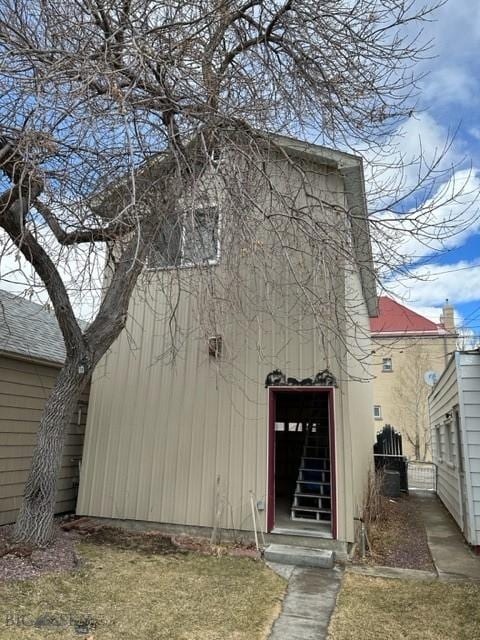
424, 371, 440, 386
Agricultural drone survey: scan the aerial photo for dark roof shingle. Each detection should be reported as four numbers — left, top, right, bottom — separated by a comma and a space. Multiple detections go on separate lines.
0, 289, 65, 364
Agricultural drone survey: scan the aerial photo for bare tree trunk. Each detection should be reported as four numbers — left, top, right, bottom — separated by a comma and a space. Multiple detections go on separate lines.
12, 358, 89, 546
414, 434, 420, 461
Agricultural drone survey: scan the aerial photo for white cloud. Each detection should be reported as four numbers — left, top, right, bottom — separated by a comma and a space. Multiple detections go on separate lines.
422, 67, 477, 108
386, 260, 480, 311
364, 112, 467, 213
425, 1, 480, 56
371, 167, 480, 275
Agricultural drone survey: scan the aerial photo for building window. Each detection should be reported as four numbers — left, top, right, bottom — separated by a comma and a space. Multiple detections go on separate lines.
373, 405, 382, 420
433, 424, 443, 461
208, 335, 222, 358
433, 425, 441, 461
149, 206, 220, 269
444, 417, 455, 466
453, 406, 464, 473
382, 357, 393, 372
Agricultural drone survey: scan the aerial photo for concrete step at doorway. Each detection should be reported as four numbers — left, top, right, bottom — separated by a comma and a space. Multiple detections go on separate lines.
264, 543, 335, 569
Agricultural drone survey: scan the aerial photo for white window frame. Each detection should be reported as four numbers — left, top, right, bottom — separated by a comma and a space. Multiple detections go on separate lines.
147, 204, 221, 271
453, 406, 464, 473
444, 417, 455, 468
434, 424, 442, 462
382, 357, 393, 372
373, 405, 382, 420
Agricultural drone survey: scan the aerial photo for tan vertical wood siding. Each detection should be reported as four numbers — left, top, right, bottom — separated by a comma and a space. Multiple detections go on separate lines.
77, 154, 374, 543
0, 355, 87, 525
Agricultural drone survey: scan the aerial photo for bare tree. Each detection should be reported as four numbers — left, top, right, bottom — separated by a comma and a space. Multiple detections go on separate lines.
0, 0, 472, 545
392, 347, 432, 460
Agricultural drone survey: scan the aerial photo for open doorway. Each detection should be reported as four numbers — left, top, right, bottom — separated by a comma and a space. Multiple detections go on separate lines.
268, 388, 335, 538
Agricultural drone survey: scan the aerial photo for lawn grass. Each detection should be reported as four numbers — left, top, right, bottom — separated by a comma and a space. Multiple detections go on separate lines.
0, 542, 286, 639
328, 573, 480, 640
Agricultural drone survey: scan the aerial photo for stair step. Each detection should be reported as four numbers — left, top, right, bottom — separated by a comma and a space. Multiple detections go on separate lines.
299, 470, 330, 476
264, 544, 335, 568
294, 492, 331, 499
292, 506, 331, 514
304, 446, 329, 450
293, 500, 331, 509
290, 516, 332, 525
296, 480, 328, 486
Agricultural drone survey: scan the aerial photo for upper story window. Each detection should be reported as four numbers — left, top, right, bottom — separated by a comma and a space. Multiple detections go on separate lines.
373, 405, 382, 420
149, 206, 220, 269
382, 357, 393, 372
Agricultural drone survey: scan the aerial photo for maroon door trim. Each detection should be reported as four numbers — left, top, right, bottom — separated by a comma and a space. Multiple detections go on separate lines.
267, 386, 337, 538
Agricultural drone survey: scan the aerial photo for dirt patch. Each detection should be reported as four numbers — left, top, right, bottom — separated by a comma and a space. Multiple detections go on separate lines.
0, 524, 80, 582
84, 526, 179, 555
83, 526, 260, 559
356, 494, 434, 571
172, 534, 260, 559
64, 517, 260, 558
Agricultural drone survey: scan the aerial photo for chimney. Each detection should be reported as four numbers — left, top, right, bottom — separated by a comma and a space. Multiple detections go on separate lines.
440, 299, 455, 333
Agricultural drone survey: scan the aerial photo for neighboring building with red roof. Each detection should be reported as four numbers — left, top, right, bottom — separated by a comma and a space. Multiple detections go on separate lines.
371, 296, 453, 336
370, 296, 457, 460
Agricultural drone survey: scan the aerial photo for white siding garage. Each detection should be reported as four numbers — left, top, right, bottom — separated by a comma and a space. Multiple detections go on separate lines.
429, 351, 480, 547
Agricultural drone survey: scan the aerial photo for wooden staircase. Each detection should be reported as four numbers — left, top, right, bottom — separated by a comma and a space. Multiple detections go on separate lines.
291, 425, 331, 524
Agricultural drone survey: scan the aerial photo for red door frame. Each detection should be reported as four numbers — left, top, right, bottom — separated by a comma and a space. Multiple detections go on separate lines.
267, 386, 337, 538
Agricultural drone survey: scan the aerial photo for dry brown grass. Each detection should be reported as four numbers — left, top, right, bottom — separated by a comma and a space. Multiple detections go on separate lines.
328, 573, 480, 640
0, 541, 286, 639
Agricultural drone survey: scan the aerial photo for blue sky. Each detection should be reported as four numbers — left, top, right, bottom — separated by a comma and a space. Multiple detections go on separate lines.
380, 1, 480, 336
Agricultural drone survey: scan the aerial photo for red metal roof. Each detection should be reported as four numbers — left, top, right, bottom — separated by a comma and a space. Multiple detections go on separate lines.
370, 296, 446, 335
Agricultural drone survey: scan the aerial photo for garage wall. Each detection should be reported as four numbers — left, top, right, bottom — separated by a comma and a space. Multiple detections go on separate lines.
0, 354, 88, 525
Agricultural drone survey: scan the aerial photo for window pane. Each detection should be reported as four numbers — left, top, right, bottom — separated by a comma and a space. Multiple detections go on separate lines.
182, 207, 219, 264
149, 213, 182, 267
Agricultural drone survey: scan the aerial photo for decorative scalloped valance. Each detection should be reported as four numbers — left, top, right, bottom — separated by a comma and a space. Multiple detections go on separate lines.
264, 369, 337, 388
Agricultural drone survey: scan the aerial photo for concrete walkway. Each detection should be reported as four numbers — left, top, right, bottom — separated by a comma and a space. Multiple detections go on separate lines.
267, 563, 343, 640
413, 491, 480, 581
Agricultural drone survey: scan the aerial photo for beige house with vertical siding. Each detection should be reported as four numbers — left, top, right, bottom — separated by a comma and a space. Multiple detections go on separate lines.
371, 296, 457, 460
77, 135, 377, 549
0, 290, 88, 525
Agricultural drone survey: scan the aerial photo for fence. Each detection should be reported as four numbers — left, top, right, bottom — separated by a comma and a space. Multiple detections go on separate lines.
373, 424, 403, 456
373, 424, 408, 493
407, 461, 437, 492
